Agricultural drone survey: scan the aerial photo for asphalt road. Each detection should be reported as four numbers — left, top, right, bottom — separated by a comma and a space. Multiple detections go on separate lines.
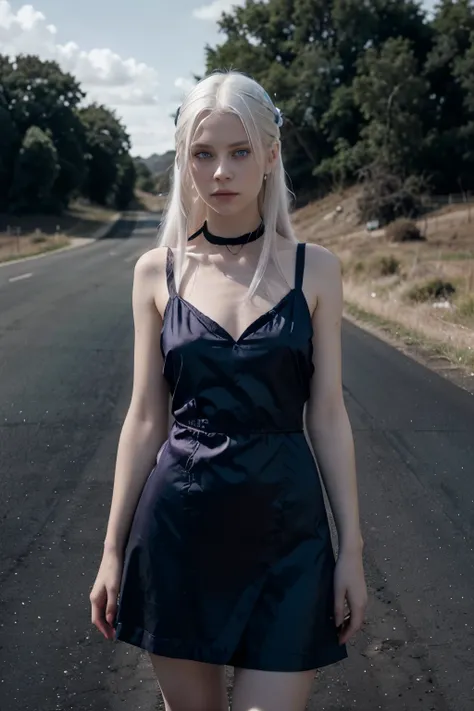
0, 214, 473, 711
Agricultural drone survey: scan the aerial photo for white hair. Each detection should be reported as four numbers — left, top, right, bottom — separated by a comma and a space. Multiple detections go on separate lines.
156, 70, 298, 298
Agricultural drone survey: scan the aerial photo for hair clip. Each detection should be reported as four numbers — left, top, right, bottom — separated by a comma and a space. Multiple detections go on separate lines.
174, 105, 181, 127
262, 89, 283, 128
274, 107, 284, 128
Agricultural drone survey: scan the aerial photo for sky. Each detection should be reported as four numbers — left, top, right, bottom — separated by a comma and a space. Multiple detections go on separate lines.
0, 0, 437, 158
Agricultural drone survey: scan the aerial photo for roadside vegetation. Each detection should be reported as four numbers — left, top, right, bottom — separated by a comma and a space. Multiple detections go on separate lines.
1, 1, 473, 373
293, 192, 474, 371
199, 0, 474, 373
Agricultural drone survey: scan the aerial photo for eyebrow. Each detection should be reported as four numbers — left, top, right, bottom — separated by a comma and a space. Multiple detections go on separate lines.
191, 141, 250, 149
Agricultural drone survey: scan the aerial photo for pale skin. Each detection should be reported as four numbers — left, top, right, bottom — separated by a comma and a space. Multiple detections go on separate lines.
90, 111, 367, 710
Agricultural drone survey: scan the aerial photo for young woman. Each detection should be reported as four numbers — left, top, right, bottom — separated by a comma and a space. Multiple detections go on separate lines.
90, 70, 367, 711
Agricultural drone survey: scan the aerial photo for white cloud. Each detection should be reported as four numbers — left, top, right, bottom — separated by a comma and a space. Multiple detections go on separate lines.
174, 76, 196, 96
0, 1, 171, 155
192, 0, 246, 22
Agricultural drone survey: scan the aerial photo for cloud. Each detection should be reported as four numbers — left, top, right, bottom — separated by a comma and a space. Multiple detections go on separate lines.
192, 0, 245, 22
174, 76, 196, 96
0, 1, 171, 155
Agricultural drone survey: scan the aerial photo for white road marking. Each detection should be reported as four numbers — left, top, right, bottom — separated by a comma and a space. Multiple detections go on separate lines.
9, 272, 33, 282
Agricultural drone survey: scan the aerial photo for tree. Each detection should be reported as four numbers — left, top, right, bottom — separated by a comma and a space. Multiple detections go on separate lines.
421, 0, 474, 191
204, 0, 436, 195
0, 54, 87, 205
352, 37, 429, 175
0, 53, 138, 213
134, 160, 157, 193
79, 104, 131, 205
0, 92, 19, 211
114, 154, 137, 209
9, 126, 60, 213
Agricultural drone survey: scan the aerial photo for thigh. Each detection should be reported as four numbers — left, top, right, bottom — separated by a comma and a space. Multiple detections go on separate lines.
232, 667, 315, 711
149, 653, 229, 711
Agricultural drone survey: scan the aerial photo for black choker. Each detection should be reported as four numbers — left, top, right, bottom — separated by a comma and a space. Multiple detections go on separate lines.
188, 221, 265, 247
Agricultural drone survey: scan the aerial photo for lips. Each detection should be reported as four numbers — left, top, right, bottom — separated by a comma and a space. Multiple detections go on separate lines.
212, 191, 238, 196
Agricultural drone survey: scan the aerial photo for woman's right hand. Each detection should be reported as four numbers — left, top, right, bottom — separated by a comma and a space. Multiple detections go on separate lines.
90, 550, 123, 641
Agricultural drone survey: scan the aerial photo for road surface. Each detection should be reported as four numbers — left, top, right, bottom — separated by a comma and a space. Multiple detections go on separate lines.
0, 214, 472, 710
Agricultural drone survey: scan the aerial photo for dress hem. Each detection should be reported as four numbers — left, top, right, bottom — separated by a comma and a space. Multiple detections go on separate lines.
114, 621, 348, 673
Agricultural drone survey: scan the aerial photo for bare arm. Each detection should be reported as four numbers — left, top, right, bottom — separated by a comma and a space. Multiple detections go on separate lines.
103, 249, 170, 556
304, 246, 363, 554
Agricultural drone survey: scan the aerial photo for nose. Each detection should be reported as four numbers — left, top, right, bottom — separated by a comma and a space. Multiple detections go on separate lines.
213, 156, 233, 181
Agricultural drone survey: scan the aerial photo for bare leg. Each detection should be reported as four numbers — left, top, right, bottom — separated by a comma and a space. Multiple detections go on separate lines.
148, 654, 229, 711
232, 667, 315, 711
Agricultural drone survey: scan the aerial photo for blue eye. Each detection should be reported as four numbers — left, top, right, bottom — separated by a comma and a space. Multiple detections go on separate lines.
193, 148, 250, 160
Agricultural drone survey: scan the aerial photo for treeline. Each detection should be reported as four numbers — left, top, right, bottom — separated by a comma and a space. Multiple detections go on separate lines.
205, 0, 474, 220
0, 55, 137, 214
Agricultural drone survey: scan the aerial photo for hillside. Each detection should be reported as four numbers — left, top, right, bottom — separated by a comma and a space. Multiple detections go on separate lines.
293, 190, 474, 376
138, 151, 175, 176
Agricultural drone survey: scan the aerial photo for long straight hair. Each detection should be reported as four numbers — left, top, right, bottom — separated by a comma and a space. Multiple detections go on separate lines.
156, 70, 298, 299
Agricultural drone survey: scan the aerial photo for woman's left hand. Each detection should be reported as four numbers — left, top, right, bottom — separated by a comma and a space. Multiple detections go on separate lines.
334, 548, 367, 645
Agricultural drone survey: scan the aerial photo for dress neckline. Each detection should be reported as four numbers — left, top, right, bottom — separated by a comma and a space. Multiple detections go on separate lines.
169, 289, 298, 345
163, 243, 309, 345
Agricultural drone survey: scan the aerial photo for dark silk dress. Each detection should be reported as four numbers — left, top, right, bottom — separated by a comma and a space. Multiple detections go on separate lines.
113, 242, 348, 671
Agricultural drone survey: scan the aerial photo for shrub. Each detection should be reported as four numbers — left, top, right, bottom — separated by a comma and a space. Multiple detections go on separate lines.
357, 162, 428, 225
385, 218, 425, 243
369, 255, 400, 276
407, 278, 456, 303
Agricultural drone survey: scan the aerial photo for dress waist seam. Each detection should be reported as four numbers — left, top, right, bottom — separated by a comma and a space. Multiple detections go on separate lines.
172, 419, 304, 436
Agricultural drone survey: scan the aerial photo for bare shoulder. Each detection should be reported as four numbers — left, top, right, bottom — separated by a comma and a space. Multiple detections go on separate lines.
133, 247, 170, 316
304, 242, 341, 279
302, 242, 342, 310
134, 246, 168, 278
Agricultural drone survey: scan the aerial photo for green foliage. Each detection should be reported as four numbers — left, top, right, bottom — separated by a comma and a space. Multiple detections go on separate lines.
203, 0, 474, 207
0, 97, 19, 211
134, 159, 157, 193
79, 104, 131, 205
352, 37, 429, 174
407, 278, 456, 303
114, 154, 137, 209
0, 53, 137, 213
4, 0, 474, 215
9, 126, 60, 213
0, 55, 87, 207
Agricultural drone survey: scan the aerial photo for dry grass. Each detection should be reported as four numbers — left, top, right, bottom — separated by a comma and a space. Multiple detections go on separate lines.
293, 190, 474, 371
0, 200, 118, 263
0, 231, 71, 263
133, 189, 168, 213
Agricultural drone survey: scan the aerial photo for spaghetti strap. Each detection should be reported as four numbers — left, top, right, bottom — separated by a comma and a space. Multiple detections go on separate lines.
165, 248, 177, 298
294, 242, 306, 291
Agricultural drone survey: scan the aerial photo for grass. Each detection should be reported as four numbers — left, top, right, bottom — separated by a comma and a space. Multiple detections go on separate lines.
293, 190, 474, 374
344, 300, 474, 370
0, 232, 71, 263
133, 189, 168, 213
0, 200, 119, 263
